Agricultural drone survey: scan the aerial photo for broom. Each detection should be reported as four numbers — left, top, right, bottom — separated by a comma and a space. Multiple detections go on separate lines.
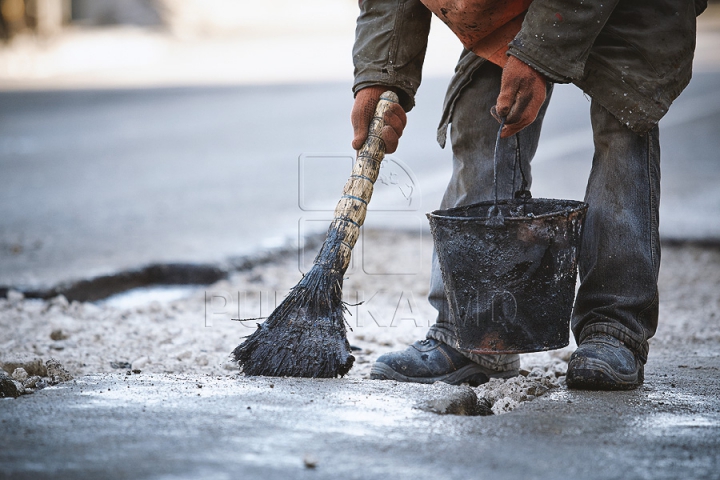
233, 91, 400, 378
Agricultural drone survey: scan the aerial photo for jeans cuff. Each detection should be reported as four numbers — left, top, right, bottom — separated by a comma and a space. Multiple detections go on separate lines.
578, 322, 649, 364
426, 325, 520, 373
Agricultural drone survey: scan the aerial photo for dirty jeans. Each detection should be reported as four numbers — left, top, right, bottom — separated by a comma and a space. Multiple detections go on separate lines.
426, 60, 659, 369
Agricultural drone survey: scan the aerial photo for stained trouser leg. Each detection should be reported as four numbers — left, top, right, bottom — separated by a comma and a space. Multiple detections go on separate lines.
571, 100, 660, 363
426, 60, 553, 371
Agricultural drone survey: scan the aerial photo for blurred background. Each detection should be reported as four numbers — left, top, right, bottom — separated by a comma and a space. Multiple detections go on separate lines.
0, 0, 368, 87
1, 0, 719, 295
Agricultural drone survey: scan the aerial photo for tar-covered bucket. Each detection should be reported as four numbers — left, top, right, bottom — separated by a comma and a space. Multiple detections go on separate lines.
428, 198, 588, 354
427, 118, 588, 354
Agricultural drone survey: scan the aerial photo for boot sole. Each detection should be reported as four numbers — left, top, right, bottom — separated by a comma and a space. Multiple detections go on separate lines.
370, 362, 518, 387
566, 357, 642, 391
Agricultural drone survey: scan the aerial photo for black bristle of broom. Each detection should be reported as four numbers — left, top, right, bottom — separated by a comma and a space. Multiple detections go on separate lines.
232, 263, 355, 378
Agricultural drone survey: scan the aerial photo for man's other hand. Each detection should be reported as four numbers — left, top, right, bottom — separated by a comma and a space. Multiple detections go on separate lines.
352, 86, 407, 153
493, 56, 547, 138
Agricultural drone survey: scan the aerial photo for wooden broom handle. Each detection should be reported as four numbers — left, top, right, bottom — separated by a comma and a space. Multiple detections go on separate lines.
315, 91, 400, 272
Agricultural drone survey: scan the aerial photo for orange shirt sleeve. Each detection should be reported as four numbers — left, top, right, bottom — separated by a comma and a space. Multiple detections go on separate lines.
421, 0, 533, 67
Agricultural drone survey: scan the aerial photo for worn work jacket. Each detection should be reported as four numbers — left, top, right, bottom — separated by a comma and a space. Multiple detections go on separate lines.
353, 0, 707, 138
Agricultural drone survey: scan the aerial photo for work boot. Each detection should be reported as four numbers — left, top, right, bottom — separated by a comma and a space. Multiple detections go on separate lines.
370, 338, 518, 386
566, 333, 644, 390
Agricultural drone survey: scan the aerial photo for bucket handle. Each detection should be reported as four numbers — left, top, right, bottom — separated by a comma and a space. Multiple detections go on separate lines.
487, 110, 531, 227
487, 113, 506, 226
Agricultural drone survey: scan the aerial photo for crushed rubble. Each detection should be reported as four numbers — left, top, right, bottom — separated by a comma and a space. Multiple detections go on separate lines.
0, 358, 71, 397
0, 370, 21, 398
415, 383, 493, 416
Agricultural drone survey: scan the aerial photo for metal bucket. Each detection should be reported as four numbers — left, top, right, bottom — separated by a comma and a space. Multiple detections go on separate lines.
427, 198, 588, 354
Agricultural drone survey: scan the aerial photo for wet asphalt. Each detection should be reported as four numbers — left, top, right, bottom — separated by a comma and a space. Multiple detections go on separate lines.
2, 343, 719, 480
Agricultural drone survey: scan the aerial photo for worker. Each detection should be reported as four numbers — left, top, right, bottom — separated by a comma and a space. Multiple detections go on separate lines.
351, 0, 707, 390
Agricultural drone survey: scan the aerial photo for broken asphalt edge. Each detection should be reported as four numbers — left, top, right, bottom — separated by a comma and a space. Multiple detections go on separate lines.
0, 232, 329, 303
1, 234, 718, 303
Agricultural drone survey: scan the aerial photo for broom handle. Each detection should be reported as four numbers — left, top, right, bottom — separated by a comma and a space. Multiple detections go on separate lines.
314, 90, 400, 273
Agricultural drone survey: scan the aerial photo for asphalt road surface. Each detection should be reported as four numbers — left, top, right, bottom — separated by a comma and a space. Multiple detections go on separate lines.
2, 350, 719, 480
1, 72, 719, 288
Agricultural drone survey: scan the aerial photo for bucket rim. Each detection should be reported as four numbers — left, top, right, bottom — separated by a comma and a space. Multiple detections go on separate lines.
427, 197, 588, 222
